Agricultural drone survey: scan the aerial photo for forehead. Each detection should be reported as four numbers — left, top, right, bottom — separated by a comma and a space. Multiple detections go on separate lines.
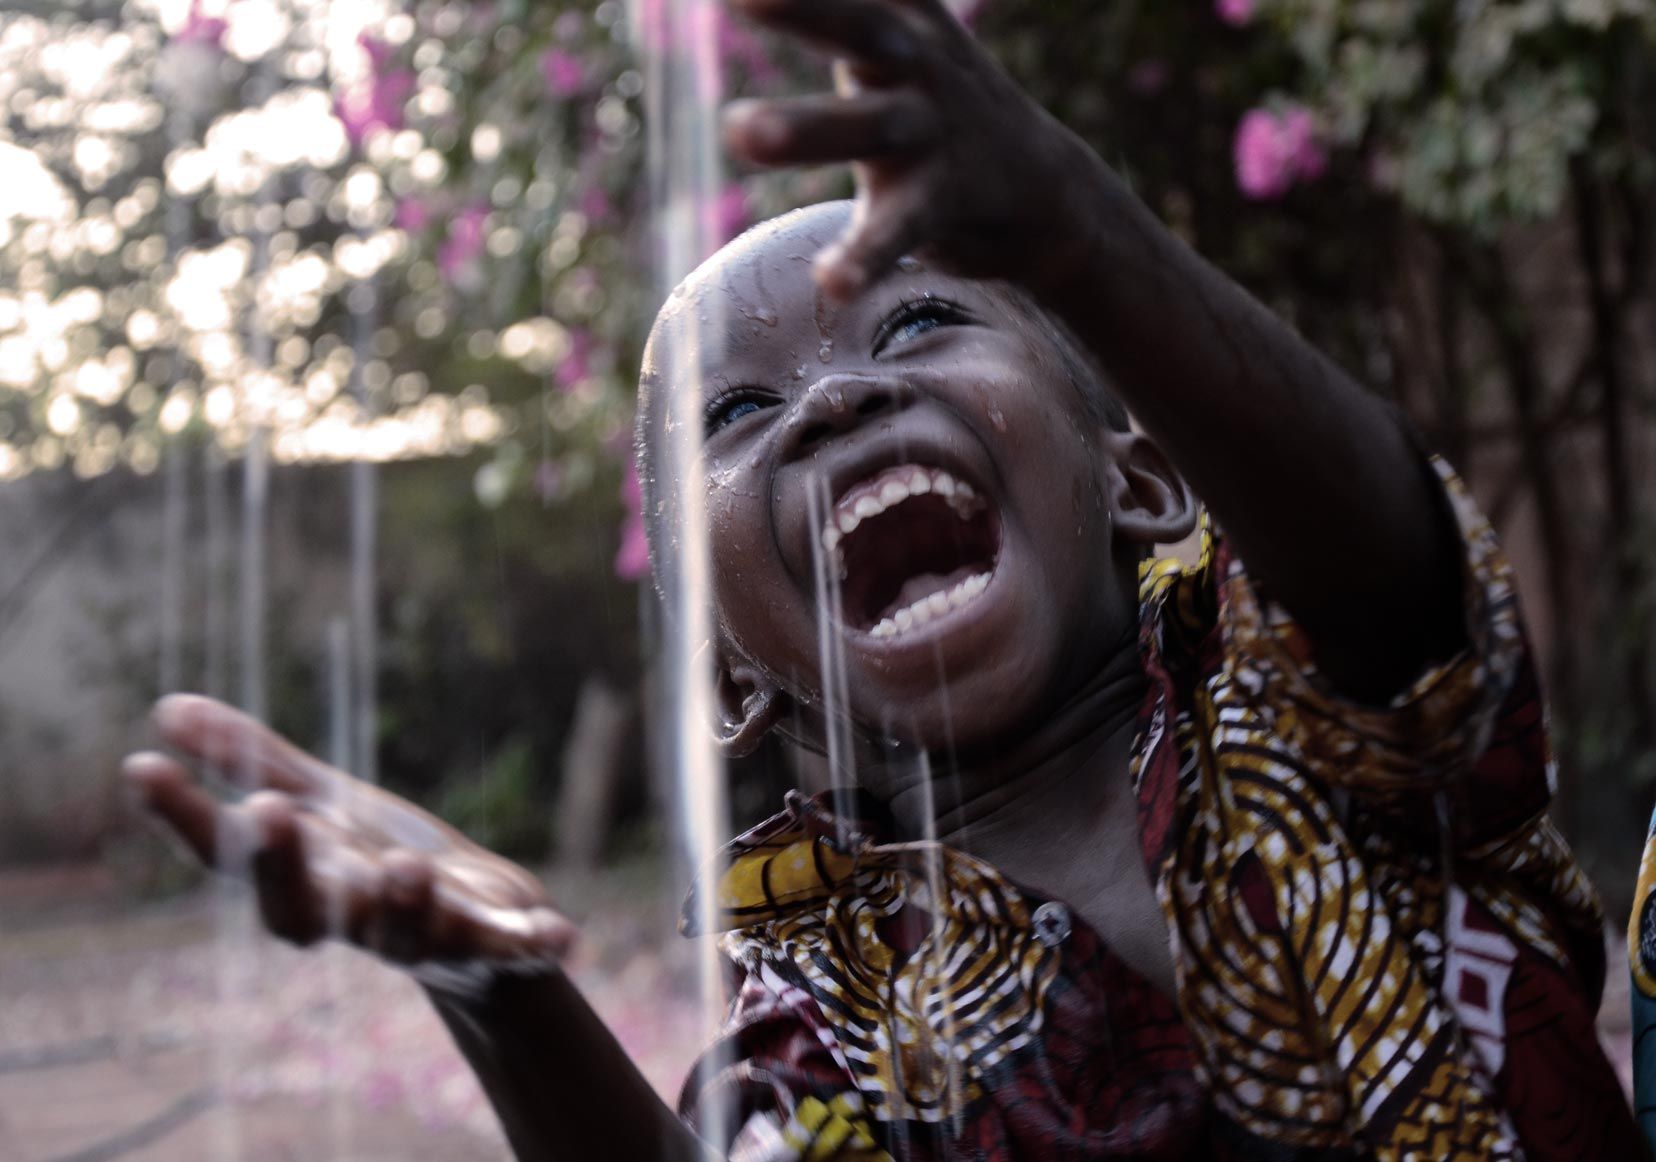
644, 204, 849, 369
641, 202, 1031, 388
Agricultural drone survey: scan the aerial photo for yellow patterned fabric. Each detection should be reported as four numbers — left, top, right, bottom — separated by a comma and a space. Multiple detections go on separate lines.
682, 458, 1636, 1160
1134, 458, 1625, 1158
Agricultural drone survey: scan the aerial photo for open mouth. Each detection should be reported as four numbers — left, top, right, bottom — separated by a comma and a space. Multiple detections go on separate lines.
820, 464, 1000, 640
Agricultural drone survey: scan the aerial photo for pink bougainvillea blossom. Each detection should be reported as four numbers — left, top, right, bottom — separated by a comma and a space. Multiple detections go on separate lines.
615, 461, 649, 581
393, 197, 430, 233
706, 183, 749, 248
540, 49, 585, 98
437, 202, 489, 282
555, 328, 595, 390
335, 35, 414, 149
717, 15, 778, 84
581, 185, 614, 225
175, 0, 227, 46
1233, 106, 1326, 200
1216, 0, 1255, 25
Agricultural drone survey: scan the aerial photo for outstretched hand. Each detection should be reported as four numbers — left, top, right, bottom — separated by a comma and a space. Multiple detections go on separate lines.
723, 0, 1109, 300
124, 694, 574, 981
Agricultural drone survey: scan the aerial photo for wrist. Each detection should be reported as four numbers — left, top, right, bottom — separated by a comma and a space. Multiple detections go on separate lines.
419, 956, 565, 1014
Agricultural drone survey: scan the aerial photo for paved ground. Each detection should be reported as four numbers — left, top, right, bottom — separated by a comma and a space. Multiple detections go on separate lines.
0, 862, 707, 1162
0, 863, 1638, 1160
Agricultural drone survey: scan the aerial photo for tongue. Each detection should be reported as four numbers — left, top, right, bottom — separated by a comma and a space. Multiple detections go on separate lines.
883, 565, 980, 619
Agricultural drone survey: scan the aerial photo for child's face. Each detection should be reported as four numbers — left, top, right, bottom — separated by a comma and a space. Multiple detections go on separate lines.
644, 204, 1139, 753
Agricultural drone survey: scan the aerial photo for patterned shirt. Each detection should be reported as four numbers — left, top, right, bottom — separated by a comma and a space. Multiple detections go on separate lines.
679, 461, 1640, 1160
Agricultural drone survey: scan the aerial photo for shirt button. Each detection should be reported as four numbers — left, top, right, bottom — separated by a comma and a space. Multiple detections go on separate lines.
1032, 901, 1072, 948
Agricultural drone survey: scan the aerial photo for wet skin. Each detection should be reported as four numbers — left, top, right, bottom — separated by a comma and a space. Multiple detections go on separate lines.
644, 203, 1186, 992
647, 203, 1144, 759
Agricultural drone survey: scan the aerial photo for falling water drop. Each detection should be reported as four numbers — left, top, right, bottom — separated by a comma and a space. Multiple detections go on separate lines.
640, 0, 735, 1148
818, 340, 834, 362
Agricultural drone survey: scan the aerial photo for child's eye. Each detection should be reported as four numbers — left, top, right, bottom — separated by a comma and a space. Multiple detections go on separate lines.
873, 296, 971, 356
703, 390, 773, 435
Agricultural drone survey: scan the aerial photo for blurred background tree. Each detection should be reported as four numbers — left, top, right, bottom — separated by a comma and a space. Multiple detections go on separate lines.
0, 0, 1652, 912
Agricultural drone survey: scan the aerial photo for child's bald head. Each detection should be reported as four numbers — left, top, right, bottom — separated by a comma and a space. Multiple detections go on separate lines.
634, 199, 1183, 757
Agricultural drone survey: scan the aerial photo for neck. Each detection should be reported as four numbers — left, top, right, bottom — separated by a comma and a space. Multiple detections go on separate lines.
868, 636, 1146, 864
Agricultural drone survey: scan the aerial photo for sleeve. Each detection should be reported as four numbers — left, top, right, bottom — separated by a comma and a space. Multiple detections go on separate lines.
1213, 455, 1551, 849
679, 947, 891, 1162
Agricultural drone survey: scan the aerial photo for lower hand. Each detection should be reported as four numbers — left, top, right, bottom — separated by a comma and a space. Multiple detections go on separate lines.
123, 695, 575, 984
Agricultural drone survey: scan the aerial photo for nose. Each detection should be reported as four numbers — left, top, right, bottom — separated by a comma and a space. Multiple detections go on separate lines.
780, 373, 913, 459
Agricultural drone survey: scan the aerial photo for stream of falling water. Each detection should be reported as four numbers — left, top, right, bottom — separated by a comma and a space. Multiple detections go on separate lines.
639, 0, 735, 1149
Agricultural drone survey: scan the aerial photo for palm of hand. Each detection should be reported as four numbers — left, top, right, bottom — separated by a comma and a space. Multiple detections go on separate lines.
124, 695, 573, 974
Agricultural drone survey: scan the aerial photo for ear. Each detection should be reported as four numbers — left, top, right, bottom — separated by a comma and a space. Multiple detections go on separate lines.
1101, 430, 1197, 548
714, 651, 788, 757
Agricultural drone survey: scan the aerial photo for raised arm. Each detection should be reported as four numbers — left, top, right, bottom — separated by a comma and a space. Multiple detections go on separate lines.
125, 694, 709, 1162
723, 0, 1464, 701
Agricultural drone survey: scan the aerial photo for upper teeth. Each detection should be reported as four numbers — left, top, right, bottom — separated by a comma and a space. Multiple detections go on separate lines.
820, 465, 979, 554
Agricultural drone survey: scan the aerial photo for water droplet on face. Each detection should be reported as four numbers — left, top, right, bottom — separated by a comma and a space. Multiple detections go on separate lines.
818, 340, 833, 362
792, 364, 806, 380
988, 406, 1006, 432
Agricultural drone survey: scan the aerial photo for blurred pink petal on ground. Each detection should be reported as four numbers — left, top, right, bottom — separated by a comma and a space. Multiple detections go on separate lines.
541, 49, 585, 98
1216, 0, 1255, 26
1233, 105, 1326, 200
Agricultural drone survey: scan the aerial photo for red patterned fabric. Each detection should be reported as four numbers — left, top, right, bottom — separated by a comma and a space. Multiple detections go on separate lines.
680, 461, 1637, 1161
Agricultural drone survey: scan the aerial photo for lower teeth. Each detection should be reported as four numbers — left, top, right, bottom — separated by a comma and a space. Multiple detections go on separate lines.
869, 572, 991, 638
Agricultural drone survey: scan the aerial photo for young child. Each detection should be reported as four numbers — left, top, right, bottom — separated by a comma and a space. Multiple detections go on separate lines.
123, 0, 1642, 1158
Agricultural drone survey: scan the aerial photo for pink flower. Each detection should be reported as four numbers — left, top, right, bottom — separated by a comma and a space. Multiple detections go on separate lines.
1233, 106, 1325, 200
335, 36, 414, 149
437, 203, 489, 282
394, 197, 430, 232
540, 49, 585, 98
717, 16, 778, 84
707, 183, 748, 246
578, 182, 613, 225
175, 0, 226, 47
555, 328, 594, 390
1216, 0, 1255, 25
614, 461, 649, 581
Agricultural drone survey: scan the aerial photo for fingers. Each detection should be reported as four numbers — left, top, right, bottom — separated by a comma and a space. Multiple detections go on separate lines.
725, 92, 938, 169
730, 0, 929, 76
816, 192, 929, 301
245, 792, 324, 945
364, 849, 578, 966
123, 750, 224, 865
152, 694, 332, 796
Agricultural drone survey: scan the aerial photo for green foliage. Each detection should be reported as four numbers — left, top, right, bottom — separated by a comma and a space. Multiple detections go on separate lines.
433, 732, 549, 859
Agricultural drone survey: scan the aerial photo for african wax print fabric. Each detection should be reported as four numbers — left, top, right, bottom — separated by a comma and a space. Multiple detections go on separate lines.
680, 459, 1639, 1161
